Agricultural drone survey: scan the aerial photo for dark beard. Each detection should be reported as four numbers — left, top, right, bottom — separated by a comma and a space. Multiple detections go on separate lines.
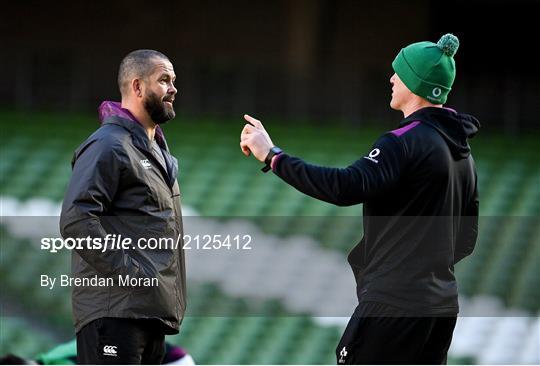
143, 91, 175, 125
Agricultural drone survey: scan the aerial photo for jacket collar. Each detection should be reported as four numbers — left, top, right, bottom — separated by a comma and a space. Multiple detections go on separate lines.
98, 101, 168, 150
98, 101, 178, 187
398, 106, 481, 159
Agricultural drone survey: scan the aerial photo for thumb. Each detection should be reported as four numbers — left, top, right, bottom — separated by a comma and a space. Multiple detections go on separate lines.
240, 141, 251, 156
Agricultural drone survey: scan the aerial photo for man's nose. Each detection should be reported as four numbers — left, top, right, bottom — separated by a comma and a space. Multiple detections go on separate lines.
168, 83, 177, 95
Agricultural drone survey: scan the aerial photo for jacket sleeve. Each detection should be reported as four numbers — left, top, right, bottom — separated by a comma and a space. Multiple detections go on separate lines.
454, 171, 479, 264
59, 138, 143, 279
273, 133, 406, 206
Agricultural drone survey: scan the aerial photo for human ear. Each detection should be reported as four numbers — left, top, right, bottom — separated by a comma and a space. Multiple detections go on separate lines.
132, 79, 143, 98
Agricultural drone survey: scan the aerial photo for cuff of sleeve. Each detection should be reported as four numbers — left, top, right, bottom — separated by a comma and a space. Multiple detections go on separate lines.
270, 152, 283, 171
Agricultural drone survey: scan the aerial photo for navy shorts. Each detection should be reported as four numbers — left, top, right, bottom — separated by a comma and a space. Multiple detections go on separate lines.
336, 302, 457, 364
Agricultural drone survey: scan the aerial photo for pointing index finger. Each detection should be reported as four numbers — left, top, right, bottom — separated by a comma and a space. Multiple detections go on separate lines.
244, 114, 262, 128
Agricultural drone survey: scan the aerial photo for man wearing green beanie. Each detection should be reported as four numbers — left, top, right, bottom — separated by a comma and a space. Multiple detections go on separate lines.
391, 33, 459, 107
240, 34, 480, 364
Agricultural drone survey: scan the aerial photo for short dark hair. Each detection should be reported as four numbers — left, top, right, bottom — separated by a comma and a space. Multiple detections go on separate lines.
118, 49, 170, 96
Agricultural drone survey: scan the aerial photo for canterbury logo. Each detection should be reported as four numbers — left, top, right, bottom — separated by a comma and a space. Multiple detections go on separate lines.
140, 159, 152, 169
103, 345, 118, 356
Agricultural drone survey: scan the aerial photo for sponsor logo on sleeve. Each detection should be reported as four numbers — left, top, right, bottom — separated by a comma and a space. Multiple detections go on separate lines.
363, 148, 380, 163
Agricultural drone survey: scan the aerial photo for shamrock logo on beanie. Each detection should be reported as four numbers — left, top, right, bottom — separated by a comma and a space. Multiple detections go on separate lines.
392, 34, 459, 104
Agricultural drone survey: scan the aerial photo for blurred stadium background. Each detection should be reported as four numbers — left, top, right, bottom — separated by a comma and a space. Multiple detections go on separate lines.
1, 1, 539, 364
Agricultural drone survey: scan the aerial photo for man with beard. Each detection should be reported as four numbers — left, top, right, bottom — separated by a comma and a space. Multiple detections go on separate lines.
60, 50, 185, 364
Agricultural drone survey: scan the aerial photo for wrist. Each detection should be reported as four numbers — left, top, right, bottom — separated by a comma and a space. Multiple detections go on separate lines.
270, 152, 282, 171
261, 146, 283, 172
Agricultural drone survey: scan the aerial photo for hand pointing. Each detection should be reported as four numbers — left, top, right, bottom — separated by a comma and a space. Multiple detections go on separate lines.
240, 114, 274, 162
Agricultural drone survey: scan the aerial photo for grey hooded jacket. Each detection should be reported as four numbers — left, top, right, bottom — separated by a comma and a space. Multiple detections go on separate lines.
60, 102, 185, 334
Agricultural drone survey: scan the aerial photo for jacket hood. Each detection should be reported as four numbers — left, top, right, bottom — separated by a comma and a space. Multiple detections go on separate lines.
401, 107, 480, 159
98, 101, 166, 146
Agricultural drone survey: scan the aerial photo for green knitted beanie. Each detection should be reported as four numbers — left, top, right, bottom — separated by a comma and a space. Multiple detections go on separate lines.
392, 34, 459, 104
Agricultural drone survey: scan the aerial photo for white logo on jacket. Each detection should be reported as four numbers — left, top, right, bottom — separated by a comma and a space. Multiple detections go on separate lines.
140, 159, 152, 169
338, 346, 348, 363
103, 345, 118, 356
363, 148, 380, 163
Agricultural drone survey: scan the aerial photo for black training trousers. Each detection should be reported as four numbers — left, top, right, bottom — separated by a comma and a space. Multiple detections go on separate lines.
77, 317, 166, 364
336, 302, 457, 365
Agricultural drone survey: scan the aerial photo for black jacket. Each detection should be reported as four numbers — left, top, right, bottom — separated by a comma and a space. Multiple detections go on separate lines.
273, 107, 480, 315
60, 115, 185, 334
